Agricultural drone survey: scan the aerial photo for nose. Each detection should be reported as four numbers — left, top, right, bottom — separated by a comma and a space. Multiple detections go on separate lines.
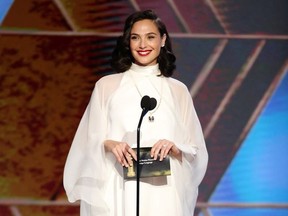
139, 39, 146, 49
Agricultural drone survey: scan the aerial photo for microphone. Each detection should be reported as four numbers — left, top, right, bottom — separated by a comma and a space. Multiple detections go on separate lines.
150, 97, 157, 110
140, 95, 157, 117
140, 95, 151, 113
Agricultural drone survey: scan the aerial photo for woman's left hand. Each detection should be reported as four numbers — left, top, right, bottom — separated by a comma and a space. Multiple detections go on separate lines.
151, 139, 182, 161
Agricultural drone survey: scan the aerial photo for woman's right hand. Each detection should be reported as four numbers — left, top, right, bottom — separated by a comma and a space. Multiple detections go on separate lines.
104, 140, 137, 167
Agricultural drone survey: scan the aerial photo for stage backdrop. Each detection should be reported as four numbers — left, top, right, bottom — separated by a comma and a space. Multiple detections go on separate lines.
0, 0, 287, 216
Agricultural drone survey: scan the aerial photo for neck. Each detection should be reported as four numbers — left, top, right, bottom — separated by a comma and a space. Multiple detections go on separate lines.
130, 63, 161, 76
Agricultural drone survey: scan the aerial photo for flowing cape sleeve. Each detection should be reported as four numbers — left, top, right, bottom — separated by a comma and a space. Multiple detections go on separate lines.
63, 76, 119, 211
169, 78, 208, 215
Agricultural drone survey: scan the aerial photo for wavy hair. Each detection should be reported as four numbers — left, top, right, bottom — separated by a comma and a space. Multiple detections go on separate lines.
110, 10, 176, 77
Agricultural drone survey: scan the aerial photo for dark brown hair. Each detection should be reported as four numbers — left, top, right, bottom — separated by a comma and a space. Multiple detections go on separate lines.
110, 10, 176, 77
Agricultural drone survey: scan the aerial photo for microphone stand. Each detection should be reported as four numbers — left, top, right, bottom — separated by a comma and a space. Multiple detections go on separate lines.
136, 108, 148, 216
135, 95, 156, 216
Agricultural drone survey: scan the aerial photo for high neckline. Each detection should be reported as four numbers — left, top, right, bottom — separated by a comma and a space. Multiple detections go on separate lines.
129, 63, 161, 76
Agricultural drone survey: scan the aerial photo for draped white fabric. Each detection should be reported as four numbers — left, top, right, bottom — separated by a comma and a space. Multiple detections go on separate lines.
63, 64, 208, 216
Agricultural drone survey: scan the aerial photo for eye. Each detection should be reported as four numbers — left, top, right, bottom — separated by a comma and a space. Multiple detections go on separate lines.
130, 35, 139, 40
148, 35, 156, 40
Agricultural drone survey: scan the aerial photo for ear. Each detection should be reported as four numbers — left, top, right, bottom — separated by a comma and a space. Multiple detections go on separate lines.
161, 33, 167, 47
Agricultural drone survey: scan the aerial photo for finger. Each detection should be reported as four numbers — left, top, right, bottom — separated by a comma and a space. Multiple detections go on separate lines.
125, 147, 135, 163
117, 147, 129, 167
122, 156, 129, 167
124, 146, 136, 166
159, 144, 168, 161
153, 145, 163, 160
120, 143, 131, 167
150, 146, 156, 158
125, 152, 133, 166
112, 148, 124, 166
123, 149, 132, 167
163, 144, 172, 158
151, 140, 162, 159
129, 148, 137, 161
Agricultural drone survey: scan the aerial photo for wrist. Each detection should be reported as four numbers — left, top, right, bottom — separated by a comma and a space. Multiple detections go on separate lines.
170, 145, 182, 162
104, 140, 116, 152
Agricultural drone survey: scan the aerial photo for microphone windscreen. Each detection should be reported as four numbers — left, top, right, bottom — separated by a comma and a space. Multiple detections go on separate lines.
141, 95, 151, 110
150, 98, 157, 110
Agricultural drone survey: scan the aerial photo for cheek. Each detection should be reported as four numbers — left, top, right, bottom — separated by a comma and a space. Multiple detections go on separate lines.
130, 51, 137, 59
129, 48, 138, 59
152, 40, 162, 50
153, 43, 162, 53
130, 40, 137, 50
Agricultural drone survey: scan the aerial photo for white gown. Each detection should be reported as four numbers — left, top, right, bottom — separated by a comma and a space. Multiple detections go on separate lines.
63, 63, 208, 216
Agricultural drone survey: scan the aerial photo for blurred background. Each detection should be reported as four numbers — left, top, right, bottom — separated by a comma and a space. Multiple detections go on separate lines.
0, 0, 287, 215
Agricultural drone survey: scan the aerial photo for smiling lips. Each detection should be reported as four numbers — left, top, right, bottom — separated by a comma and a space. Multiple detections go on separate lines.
137, 50, 152, 56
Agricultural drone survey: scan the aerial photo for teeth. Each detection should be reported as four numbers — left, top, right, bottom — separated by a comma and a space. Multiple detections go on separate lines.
138, 51, 150, 55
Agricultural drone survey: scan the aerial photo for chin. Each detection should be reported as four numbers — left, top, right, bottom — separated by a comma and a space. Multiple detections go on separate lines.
134, 60, 157, 66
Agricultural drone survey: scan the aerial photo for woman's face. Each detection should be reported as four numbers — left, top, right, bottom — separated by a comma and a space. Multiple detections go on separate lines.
129, 19, 166, 66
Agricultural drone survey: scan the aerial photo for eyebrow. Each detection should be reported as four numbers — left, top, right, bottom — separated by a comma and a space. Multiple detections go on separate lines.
130, 32, 158, 36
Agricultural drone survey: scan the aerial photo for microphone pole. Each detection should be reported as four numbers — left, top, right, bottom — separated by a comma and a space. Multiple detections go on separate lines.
136, 96, 157, 216
136, 96, 150, 216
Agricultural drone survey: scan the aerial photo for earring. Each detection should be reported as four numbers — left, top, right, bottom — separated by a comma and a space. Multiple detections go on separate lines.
161, 44, 165, 47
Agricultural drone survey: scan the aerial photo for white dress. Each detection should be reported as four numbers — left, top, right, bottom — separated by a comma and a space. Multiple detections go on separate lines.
63, 63, 208, 216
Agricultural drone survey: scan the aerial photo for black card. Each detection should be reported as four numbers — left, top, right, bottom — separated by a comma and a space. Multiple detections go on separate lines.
123, 147, 171, 179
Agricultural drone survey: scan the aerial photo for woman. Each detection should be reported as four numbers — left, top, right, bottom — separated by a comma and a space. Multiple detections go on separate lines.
64, 10, 208, 216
